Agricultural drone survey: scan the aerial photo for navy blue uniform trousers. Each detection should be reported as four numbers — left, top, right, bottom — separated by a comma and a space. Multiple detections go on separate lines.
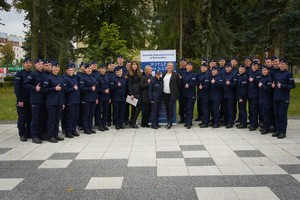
223, 98, 235, 126
113, 101, 126, 126
248, 98, 259, 127
259, 103, 271, 131
46, 105, 62, 137
96, 100, 109, 127
200, 97, 209, 125
17, 101, 31, 137
31, 104, 44, 138
238, 100, 247, 125
81, 102, 95, 130
66, 104, 79, 134
184, 97, 196, 126
273, 100, 289, 134
151, 102, 162, 127
210, 100, 221, 126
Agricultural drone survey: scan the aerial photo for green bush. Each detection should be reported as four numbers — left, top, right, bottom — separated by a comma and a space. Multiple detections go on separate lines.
4, 76, 14, 82
0, 82, 14, 87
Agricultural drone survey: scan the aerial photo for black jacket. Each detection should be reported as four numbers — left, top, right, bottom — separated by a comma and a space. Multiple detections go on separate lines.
162, 71, 181, 101
140, 72, 152, 103
128, 71, 142, 102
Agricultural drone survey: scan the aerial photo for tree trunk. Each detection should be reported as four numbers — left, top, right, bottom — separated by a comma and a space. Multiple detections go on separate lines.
179, 0, 183, 59
279, 27, 285, 58
31, 0, 39, 62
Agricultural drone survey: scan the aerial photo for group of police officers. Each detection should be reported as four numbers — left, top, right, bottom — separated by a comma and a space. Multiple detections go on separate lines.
14, 54, 295, 144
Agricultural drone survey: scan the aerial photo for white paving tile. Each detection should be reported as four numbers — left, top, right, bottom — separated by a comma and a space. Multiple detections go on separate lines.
157, 166, 189, 176
0, 178, 24, 190
127, 157, 156, 167
212, 157, 246, 166
188, 166, 222, 176
195, 187, 239, 200
85, 177, 124, 189
248, 165, 288, 175
291, 174, 300, 182
268, 156, 300, 165
157, 158, 186, 167
219, 165, 255, 175
38, 160, 72, 168
232, 187, 280, 200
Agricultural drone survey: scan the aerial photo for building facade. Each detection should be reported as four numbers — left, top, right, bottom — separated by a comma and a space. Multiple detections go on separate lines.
0, 32, 26, 63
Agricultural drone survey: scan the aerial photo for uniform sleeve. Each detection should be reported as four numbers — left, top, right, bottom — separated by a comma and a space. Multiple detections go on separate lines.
188, 74, 196, 88
14, 72, 22, 102
140, 75, 149, 89
128, 75, 134, 95
65, 79, 75, 94
79, 76, 93, 93
43, 77, 56, 93
97, 77, 105, 95
281, 73, 296, 90
262, 78, 273, 93
110, 78, 117, 91
241, 77, 248, 99
24, 73, 36, 91
230, 75, 237, 89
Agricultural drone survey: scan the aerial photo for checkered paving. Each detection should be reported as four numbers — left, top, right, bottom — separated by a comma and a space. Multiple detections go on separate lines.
0, 120, 300, 199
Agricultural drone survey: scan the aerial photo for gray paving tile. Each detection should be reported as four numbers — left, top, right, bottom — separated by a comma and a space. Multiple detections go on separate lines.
36, 188, 83, 200
234, 150, 266, 157
0, 148, 12, 154
269, 185, 300, 200
11, 177, 55, 191
0, 168, 36, 178
0, 161, 15, 169
190, 176, 265, 187
48, 153, 79, 160
279, 165, 300, 174
156, 151, 183, 158
51, 176, 91, 190
123, 167, 157, 189
0, 191, 9, 199
157, 187, 198, 200
78, 189, 120, 200
27, 168, 65, 178
92, 159, 128, 177
67, 160, 100, 172
259, 175, 300, 188
117, 188, 158, 200
184, 158, 216, 166
1, 189, 41, 200
180, 145, 206, 151
157, 177, 194, 188
10, 160, 44, 169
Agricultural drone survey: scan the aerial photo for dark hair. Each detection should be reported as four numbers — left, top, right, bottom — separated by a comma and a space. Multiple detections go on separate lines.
129, 61, 141, 77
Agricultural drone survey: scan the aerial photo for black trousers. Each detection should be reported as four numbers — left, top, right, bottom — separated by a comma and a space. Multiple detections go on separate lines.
130, 103, 142, 124
142, 102, 151, 126
163, 93, 176, 125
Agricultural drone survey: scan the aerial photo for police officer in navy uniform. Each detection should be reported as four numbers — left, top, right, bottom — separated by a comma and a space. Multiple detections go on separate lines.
76, 61, 85, 130
110, 66, 127, 130
14, 57, 32, 141
209, 66, 223, 128
149, 70, 163, 129
64, 63, 80, 138
24, 58, 44, 144
178, 57, 187, 123
197, 63, 210, 128
117, 55, 127, 75
96, 63, 110, 131
90, 60, 100, 126
258, 65, 273, 134
272, 58, 296, 139
248, 60, 261, 131
222, 62, 237, 128
218, 57, 226, 125
231, 57, 239, 75
244, 56, 252, 75
236, 64, 248, 129
80, 63, 98, 134
181, 61, 196, 129
106, 61, 116, 126
264, 57, 272, 68
43, 60, 65, 143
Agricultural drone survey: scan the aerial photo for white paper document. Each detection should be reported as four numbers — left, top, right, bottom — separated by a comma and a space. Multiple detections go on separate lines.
126, 95, 138, 107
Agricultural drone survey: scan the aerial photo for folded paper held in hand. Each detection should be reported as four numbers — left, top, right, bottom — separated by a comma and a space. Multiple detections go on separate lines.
126, 95, 138, 107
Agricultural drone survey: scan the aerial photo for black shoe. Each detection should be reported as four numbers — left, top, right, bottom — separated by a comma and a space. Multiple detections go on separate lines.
40, 134, 49, 141
178, 119, 185, 123
152, 126, 158, 129
272, 132, 280, 137
208, 122, 213, 126
104, 126, 109, 131
270, 128, 276, 133
90, 129, 96, 133
249, 126, 257, 131
72, 132, 80, 137
62, 129, 66, 135
184, 124, 187, 127
55, 135, 64, 141
32, 137, 42, 144
65, 133, 74, 138
20, 136, 27, 142
200, 124, 208, 128
212, 124, 220, 128
84, 130, 92, 134
221, 122, 227, 126
237, 124, 247, 129
107, 122, 111, 126
124, 121, 129, 125
186, 125, 191, 129
48, 137, 58, 143
277, 133, 286, 139
115, 125, 120, 130
120, 125, 125, 129
98, 126, 105, 132
236, 118, 241, 123
167, 124, 172, 129
199, 122, 203, 126
130, 123, 139, 128
226, 125, 233, 129
26, 135, 32, 139
261, 130, 269, 135
157, 125, 161, 128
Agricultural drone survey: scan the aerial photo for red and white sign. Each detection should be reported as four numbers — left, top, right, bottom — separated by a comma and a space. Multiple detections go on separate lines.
0, 68, 7, 74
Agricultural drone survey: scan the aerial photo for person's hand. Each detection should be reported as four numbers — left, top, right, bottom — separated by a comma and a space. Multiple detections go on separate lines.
92, 85, 96, 91
109, 99, 111, 104
185, 83, 189, 88
131, 95, 134, 101
55, 84, 61, 91
96, 100, 98, 105
239, 99, 243, 103
179, 74, 182, 79
151, 101, 154, 103
36, 83, 41, 91
74, 84, 78, 90
249, 76, 253, 82
272, 81, 275, 88
148, 79, 151, 84
62, 105, 65, 110
18, 102, 24, 107
226, 80, 230, 85
105, 89, 109, 93
277, 82, 281, 88
124, 75, 128, 79
258, 82, 262, 87
199, 84, 202, 89
140, 69, 143, 73
118, 82, 121, 87
211, 78, 215, 84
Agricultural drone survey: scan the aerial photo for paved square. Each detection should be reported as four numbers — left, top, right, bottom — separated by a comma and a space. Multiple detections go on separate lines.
0, 120, 300, 199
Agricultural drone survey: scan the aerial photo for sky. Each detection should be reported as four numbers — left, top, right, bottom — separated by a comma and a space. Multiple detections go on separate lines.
0, 0, 29, 38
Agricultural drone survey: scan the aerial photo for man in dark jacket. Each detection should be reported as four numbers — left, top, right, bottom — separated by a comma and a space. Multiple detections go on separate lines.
140, 65, 153, 127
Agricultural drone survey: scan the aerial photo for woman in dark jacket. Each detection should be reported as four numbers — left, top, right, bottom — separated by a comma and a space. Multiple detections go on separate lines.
162, 62, 181, 129
128, 61, 142, 128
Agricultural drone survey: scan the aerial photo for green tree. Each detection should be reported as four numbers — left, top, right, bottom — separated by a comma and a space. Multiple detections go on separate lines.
0, 0, 11, 25
0, 43, 15, 64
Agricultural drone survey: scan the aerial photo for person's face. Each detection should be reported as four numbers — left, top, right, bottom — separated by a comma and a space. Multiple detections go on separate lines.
99, 67, 106, 74
279, 62, 287, 71
239, 67, 246, 74
180, 61, 186, 68
80, 65, 85, 72
219, 60, 225, 66
108, 64, 114, 71
244, 60, 251, 67
167, 63, 174, 71
201, 61, 206, 64
132, 63, 138, 71
67, 68, 74, 76
23, 61, 32, 70
155, 73, 161, 79
252, 64, 258, 72
186, 64, 193, 72
116, 70, 122, 77
126, 63, 131, 69
117, 58, 124, 66
201, 66, 207, 73
145, 67, 152, 75
52, 66, 60, 74
225, 66, 232, 73
91, 64, 97, 70
209, 62, 216, 68
212, 70, 218, 76
262, 68, 269, 76
231, 60, 237, 67
35, 62, 44, 71
272, 59, 279, 68
44, 63, 52, 72
265, 60, 271, 67
85, 67, 92, 75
